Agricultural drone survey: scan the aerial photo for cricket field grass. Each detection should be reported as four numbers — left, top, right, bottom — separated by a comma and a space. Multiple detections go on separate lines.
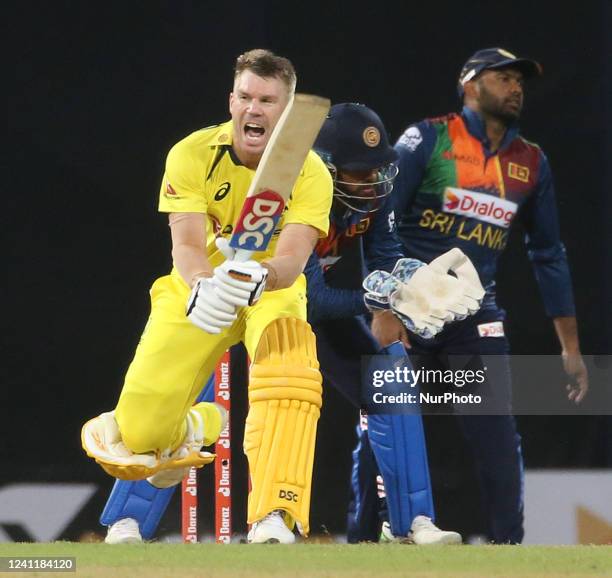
1, 542, 611, 577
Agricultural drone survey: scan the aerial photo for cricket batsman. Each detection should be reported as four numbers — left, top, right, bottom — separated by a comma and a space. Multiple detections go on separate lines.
82, 48, 334, 544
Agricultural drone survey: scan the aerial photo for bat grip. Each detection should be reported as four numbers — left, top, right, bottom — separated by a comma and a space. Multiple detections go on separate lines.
234, 248, 254, 263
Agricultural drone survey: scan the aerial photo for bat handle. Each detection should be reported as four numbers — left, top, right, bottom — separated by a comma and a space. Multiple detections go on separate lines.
234, 248, 254, 263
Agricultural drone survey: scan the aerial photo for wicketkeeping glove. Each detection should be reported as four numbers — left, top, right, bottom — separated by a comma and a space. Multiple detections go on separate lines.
363, 257, 426, 312
363, 248, 485, 339
212, 238, 268, 307
186, 277, 238, 334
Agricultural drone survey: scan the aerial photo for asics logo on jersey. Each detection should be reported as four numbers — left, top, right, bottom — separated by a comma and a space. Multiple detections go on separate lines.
443, 188, 517, 229
214, 182, 231, 201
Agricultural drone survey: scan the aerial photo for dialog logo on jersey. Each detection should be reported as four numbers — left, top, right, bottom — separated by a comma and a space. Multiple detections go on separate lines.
443, 187, 517, 229
230, 189, 286, 251
477, 321, 505, 338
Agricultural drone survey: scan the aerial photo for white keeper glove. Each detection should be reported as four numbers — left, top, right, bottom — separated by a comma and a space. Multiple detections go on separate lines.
211, 237, 268, 307
363, 248, 485, 339
186, 277, 238, 334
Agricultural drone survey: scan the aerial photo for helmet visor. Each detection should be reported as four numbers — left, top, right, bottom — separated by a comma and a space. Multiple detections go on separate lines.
333, 163, 399, 214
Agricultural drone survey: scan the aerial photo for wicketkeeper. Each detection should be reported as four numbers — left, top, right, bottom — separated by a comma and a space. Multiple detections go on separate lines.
306, 103, 483, 543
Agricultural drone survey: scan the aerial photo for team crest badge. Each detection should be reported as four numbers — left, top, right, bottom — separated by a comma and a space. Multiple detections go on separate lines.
363, 126, 380, 147
508, 162, 530, 183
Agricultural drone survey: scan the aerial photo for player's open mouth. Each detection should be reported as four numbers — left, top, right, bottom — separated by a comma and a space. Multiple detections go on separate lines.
244, 123, 266, 143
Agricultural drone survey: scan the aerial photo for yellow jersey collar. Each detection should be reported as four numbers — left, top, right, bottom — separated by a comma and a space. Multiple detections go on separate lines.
212, 120, 234, 146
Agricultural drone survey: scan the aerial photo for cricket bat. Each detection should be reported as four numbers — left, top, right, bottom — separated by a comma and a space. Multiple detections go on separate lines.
229, 93, 330, 261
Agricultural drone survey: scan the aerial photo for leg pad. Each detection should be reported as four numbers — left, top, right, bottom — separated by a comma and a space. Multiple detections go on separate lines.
244, 318, 322, 535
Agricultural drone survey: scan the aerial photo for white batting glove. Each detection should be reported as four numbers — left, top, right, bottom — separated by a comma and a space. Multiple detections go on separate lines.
186, 277, 237, 334
212, 237, 268, 307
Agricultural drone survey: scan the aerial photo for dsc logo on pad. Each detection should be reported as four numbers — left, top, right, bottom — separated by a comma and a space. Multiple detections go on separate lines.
279, 489, 299, 502
443, 187, 517, 229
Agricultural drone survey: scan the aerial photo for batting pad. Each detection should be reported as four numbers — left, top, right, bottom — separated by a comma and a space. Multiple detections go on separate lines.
245, 317, 322, 535
99, 375, 217, 538
82, 411, 215, 482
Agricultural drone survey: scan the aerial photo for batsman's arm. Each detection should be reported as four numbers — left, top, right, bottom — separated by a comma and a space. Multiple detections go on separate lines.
262, 224, 319, 291
169, 212, 214, 288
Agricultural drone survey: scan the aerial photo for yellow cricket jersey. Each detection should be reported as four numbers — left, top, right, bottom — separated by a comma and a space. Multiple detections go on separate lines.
114, 121, 331, 456
158, 120, 332, 274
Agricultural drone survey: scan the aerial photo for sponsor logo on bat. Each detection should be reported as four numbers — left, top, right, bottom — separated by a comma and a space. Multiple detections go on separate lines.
231, 189, 285, 251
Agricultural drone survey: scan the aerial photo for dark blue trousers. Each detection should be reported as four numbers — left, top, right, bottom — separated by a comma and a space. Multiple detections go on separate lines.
347, 307, 525, 544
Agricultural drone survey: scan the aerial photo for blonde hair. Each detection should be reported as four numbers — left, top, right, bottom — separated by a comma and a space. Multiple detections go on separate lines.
234, 49, 296, 95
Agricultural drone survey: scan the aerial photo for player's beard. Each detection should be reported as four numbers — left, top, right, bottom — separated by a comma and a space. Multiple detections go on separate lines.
478, 84, 522, 126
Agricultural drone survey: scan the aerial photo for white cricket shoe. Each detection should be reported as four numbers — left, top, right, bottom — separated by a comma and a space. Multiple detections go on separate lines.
247, 510, 295, 544
105, 518, 143, 544
380, 516, 462, 545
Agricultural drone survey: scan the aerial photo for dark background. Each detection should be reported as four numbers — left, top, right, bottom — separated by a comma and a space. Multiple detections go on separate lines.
3, 0, 611, 541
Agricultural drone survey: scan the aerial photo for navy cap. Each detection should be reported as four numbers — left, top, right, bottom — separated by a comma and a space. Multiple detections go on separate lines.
314, 103, 398, 171
458, 47, 542, 95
